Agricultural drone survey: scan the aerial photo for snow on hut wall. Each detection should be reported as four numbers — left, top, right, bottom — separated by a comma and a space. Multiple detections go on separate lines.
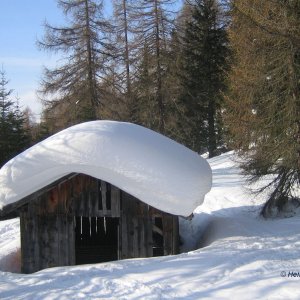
0, 121, 212, 217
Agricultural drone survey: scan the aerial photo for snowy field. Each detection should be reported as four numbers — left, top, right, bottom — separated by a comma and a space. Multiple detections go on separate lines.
1, 151, 300, 299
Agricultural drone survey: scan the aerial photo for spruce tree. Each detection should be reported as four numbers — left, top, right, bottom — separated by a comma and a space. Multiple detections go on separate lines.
131, 42, 157, 129
130, 0, 177, 134
179, 0, 229, 157
225, 0, 300, 217
0, 69, 30, 166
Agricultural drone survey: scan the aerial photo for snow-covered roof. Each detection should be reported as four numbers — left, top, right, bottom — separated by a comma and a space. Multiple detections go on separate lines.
0, 121, 212, 217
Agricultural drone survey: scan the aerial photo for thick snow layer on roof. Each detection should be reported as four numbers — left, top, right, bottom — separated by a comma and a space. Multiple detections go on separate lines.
0, 121, 211, 216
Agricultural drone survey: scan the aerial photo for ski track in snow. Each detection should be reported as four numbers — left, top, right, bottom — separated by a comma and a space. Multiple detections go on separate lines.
0, 151, 300, 299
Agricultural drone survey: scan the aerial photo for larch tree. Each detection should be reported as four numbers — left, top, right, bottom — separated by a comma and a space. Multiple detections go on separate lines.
22, 107, 40, 145
112, 0, 136, 121
179, 0, 229, 157
38, 0, 113, 127
225, 0, 300, 217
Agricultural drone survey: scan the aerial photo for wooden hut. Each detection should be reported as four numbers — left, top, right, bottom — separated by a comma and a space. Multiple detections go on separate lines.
0, 121, 212, 274
0, 173, 179, 274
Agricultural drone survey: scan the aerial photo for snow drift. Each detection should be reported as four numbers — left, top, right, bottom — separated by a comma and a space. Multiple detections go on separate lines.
1, 151, 300, 299
0, 121, 212, 216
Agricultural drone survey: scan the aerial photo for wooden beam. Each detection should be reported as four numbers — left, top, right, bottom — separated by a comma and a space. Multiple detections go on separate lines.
0, 173, 78, 220
152, 224, 163, 236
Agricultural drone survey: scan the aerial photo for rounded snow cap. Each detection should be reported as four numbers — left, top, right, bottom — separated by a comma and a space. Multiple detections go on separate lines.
0, 121, 212, 216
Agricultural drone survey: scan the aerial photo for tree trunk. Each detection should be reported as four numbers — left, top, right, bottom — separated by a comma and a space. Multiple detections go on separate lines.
208, 98, 217, 158
123, 0, 131, 99
85, 0, 97, 120
154, 0, 165, 133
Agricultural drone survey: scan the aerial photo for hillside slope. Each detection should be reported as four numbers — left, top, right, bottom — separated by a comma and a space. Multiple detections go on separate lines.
0, 151, 300, 299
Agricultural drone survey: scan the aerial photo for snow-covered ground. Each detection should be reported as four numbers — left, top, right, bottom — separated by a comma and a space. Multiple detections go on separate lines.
1, 151, 300, 299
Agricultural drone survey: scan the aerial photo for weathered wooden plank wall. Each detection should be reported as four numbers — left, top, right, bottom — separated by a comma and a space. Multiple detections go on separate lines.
20, 212, 75, 273
19, 173, 179, 273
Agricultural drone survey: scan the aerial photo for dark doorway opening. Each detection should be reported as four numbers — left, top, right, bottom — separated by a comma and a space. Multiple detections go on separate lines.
75, 217, 119, 265
152, 217, 164, 256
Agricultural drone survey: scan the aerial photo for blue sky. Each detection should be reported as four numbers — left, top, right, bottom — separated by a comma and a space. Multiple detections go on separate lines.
0, 0, 67, 120
0, 0, 113, 121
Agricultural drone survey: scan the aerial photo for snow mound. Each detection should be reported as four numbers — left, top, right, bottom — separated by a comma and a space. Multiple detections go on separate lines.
0, 121, 212, 216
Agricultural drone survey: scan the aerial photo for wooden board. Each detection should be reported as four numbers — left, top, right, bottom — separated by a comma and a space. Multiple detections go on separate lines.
18, 173, 179, 273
